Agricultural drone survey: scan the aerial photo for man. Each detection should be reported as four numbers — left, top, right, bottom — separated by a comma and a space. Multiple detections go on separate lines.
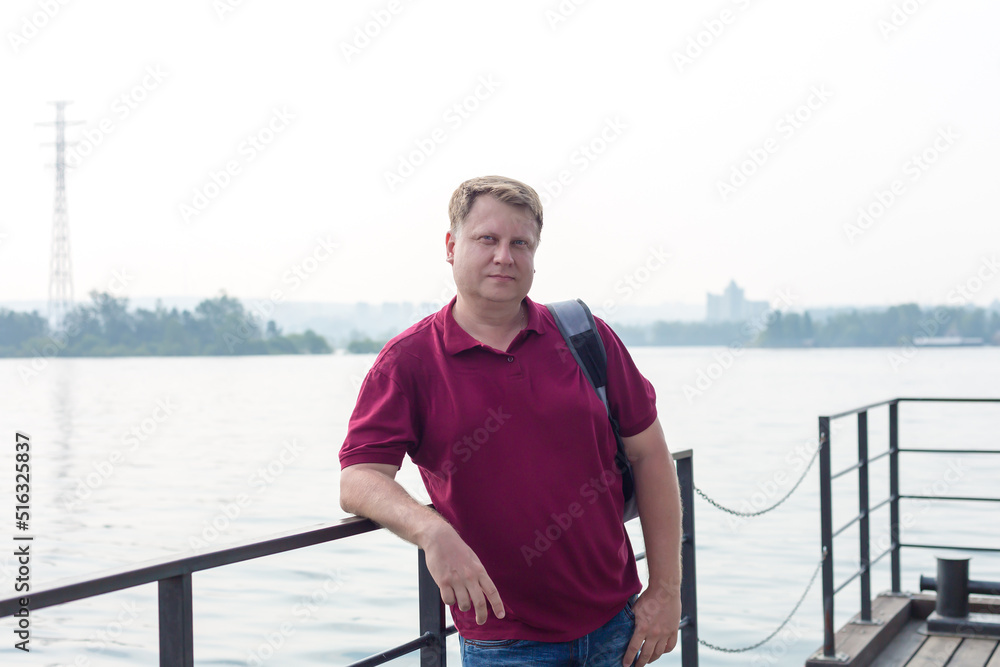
340, 175, 682, 666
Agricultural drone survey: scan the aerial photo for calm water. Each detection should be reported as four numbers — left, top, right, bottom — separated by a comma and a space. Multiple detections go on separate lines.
1, 347, 999, 666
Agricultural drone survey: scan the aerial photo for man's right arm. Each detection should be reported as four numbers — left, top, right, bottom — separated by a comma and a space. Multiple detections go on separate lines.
339, 463, 505, 625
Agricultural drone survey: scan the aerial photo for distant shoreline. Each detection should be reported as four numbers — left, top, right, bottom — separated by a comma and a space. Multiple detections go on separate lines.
3, 295, 997, 357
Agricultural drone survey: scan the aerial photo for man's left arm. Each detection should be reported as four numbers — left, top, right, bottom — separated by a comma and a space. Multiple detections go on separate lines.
621, 416, 683, 667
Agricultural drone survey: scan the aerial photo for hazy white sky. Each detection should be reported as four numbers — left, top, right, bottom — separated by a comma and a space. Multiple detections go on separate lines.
2, 0, 998, 314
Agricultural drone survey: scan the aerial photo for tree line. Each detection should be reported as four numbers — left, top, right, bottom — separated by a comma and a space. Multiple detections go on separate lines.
614, 304, 1000, 348
0, 291, 330, 357
343, 304, 1000, 352
4, 297, 997, 357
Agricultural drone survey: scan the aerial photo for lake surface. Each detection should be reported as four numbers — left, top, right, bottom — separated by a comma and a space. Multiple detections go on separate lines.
1, 346, 998, 666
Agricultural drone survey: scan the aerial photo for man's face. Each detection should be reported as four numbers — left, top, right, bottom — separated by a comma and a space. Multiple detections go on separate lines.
446, 195, 539, 308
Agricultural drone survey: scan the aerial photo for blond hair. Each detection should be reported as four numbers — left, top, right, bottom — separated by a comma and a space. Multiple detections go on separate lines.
448, 175, 543, 238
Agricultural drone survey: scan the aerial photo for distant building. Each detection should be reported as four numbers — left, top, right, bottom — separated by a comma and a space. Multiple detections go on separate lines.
706, 280, 769, 322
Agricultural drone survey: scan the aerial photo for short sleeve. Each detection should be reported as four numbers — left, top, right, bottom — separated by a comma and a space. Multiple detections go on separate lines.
595, 319, 657, 437
339, 368, 417, 470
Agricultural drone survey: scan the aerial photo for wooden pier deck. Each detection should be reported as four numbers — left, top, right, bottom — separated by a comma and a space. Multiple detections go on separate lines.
872, 619, 999, 667
806, 593, 1000, 667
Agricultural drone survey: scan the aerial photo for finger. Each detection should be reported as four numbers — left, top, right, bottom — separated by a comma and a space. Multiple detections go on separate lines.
648, 634, 676, 663
468, 587, 489, 625
453, 587, 473, 613
479, 574, 505, 620
438, 585, 456, 607
623, 631, 643, 667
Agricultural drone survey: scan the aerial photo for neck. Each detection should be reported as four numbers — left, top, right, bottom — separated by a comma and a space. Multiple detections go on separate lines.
452, 295, 526, 347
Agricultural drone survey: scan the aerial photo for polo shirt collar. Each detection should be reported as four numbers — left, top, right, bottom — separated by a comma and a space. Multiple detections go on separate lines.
521, 296, 546, 335
441, 295, 548, 356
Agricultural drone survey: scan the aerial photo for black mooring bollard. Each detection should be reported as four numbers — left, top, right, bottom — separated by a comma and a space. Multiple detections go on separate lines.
936, 557, 970, 619
924, 556, 1000, 638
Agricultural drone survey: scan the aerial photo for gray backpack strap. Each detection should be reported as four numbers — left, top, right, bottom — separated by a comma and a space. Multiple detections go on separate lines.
547, 299, 638, 522
546, 299, 610, 408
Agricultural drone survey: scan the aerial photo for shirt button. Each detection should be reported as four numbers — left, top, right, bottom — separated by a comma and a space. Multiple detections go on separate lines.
507, 356, 514, 362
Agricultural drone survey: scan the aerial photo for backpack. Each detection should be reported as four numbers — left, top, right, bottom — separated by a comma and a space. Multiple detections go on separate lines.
547, 299, 639, 522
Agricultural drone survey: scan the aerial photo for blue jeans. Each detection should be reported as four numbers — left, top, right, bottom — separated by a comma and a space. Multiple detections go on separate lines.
459, 596, 637, 666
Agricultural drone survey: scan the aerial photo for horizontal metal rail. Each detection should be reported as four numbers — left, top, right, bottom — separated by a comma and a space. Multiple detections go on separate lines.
831, 496, 892, 538
900, 494, 1000, 503
896, 398, 1000, 404
831, 449, 892, 480
826, 399, 898, 421
0, 517, 381, 616
831, 545, 895, 596
831, 460, 863, 481
898, 448, 1000, 455
833, 568, 865, 596
347, 632, 439, 667
826, 397, 1000, 421
833, 512, 865, 539
867, 449, 892, 465
829, 443, 1000, 481
869, 545, 893, 568
869, 497, 892, 514
900, 543, 1000, 554
346, 626, 460, 667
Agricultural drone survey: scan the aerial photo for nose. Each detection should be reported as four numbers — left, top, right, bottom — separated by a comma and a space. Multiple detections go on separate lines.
493, 242, 513, 265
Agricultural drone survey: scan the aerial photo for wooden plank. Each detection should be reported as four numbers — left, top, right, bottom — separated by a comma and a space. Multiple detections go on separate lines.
870, 619, 926, 667
947, 638, 998, 667
805, 595, 912, 667
905, 635, 961, 667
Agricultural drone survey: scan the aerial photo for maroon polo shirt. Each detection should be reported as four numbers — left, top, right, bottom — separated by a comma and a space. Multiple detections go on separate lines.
340, 296, 657, 641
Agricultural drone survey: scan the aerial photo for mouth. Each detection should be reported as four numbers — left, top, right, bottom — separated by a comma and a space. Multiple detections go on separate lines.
488, 275, 516, 281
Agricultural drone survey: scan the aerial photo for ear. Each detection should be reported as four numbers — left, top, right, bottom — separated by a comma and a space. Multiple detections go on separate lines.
445, 230, 455, 264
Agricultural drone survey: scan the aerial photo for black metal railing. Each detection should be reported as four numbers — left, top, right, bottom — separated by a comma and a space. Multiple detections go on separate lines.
817, 397, 1000, 659
0, 450, 699, 667
674, 449, 699, 667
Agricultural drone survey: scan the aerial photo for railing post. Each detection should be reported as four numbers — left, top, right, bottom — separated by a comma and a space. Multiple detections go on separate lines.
819, 416, 836, 658
158, 574, 194, 667
676, 454, 699, 667
889, 401, 901, 593
857, 411, 872, 622
417, 549, 447, 667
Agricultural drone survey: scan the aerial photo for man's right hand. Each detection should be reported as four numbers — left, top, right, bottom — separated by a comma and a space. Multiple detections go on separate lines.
421, 522, 506, 625
340, 463, 505, 625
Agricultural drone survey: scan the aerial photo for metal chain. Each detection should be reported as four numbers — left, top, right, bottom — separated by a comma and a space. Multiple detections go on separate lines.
694, 444, 820, 518
698, 552, 825, 653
